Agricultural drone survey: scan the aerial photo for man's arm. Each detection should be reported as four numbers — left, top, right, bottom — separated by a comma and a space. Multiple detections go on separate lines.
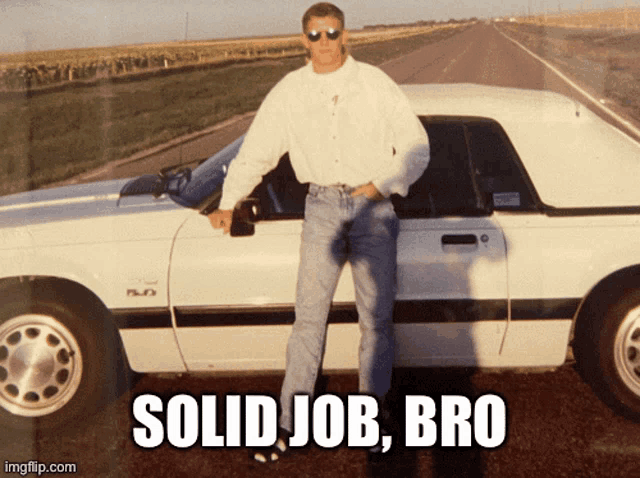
370, 81, 430, 198
210, 82, 289, 233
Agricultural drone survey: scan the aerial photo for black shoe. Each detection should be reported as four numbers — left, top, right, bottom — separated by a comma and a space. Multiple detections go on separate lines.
249, 427, 290, 464
367, 425, 395, 463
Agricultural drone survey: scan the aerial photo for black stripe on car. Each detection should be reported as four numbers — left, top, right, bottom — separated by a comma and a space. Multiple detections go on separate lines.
111, 307, 172, 329
111, 299, 580, 330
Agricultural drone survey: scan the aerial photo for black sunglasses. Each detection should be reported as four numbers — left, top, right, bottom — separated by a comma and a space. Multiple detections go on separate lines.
306, 28, 342, 42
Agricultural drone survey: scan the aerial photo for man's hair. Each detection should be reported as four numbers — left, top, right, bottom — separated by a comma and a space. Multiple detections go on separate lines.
302, 3, 345, 32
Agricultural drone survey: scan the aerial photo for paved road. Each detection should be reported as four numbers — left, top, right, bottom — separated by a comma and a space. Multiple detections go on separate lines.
383, 23, 577, 88
13, 22, 640, 478
381, 22, 554, 86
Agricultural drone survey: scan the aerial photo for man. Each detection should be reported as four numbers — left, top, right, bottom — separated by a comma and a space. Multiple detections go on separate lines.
209, 2, 430, 463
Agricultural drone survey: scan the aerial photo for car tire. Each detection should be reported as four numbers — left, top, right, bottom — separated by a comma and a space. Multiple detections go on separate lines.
574, 288, 640, 421
0, 283, 123, 433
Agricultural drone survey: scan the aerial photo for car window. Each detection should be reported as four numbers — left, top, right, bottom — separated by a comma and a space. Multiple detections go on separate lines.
250, 154, 308, 220
392, 119, 489, 219
392, 117, 539, 219
465, 119, 538, 211
182, 136, 244, 211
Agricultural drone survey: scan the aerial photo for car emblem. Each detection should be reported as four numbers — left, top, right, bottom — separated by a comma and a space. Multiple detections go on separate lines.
127, 288, 157, 297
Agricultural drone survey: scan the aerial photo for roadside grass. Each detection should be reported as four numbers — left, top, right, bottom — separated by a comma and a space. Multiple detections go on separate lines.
0, 59, 301, 195
0, 26, 465, 196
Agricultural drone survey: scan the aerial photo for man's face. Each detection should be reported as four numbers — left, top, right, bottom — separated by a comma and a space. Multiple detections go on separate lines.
301, 16, 348, 74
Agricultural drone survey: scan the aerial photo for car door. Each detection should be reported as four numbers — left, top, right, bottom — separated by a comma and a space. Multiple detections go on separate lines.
392, 119, 509, 367
168, 156, 310, 372
464, 118, 575, 368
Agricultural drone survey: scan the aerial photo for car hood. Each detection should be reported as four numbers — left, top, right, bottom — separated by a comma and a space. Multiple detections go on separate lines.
0, 178, 181, 229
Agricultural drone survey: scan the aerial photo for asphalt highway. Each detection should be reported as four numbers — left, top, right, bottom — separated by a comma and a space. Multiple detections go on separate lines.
11, 22, 640, 478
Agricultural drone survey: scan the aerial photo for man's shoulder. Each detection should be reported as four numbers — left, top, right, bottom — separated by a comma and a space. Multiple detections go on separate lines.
352, 59, 397, 86
271, 63, 309, 92
255, 64, 307, 106
352, 58, 383, 74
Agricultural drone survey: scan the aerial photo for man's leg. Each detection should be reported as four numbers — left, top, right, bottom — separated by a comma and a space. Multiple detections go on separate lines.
279, 186, 347, 433
349, 198, 399, 460
349, 198, 399, 399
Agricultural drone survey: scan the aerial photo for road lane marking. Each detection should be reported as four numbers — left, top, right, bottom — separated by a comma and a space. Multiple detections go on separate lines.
436, 44, 472, 83
495, 25, 640, 142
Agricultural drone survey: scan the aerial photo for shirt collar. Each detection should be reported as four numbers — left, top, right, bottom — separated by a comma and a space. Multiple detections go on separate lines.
305, 55, 357, 83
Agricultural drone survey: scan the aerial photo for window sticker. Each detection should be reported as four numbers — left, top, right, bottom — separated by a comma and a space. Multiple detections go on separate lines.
493, 192, 521, 208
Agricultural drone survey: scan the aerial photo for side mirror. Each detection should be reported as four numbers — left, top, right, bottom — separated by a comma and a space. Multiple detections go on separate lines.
230, 198, 261, 237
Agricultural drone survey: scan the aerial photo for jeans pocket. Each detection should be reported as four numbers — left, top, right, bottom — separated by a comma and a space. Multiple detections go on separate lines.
304, 190, 321, 216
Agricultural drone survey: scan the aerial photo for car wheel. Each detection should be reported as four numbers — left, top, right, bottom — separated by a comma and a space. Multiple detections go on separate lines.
0, 284, 121, 432
575, 289, 640, 421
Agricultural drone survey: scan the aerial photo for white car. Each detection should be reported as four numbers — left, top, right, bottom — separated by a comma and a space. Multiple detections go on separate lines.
2, 84, 640, 431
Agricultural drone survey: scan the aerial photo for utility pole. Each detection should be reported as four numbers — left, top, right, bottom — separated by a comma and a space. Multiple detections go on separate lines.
185, 12, 189, 41
624, 0, 629, 30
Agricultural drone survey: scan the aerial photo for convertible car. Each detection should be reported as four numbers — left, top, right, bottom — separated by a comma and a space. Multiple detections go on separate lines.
2, 84, 640, 431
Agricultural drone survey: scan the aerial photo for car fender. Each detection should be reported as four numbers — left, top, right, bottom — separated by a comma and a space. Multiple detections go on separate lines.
574, 263, 640, 324
573, 224, 640, 309
497, 213, 640, 303
0, 239, 173, 311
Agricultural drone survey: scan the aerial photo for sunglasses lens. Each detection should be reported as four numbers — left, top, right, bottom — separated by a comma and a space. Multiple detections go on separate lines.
306, 29, 341, 42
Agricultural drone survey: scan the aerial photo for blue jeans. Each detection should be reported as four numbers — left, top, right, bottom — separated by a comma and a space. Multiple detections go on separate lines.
279, 183, 399, 433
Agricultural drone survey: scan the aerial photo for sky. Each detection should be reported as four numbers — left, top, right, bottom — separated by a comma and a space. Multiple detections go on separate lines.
0, 0, 635, 53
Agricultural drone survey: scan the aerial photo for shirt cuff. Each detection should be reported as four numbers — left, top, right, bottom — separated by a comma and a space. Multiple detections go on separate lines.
218, 195, 240, 211
371, 179, 391, 198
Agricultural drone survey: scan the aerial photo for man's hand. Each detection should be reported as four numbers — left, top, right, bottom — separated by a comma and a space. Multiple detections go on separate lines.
208, 209, 233, 234
351, 182, 384, 201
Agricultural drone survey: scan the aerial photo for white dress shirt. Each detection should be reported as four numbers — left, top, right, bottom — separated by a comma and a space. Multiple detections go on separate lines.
218, 55, 430, 210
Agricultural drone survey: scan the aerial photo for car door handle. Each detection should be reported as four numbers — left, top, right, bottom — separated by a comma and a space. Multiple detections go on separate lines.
441, 234, 478, 245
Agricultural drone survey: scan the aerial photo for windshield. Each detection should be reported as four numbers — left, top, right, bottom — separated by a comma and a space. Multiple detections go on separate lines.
169, 136, 244, 210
